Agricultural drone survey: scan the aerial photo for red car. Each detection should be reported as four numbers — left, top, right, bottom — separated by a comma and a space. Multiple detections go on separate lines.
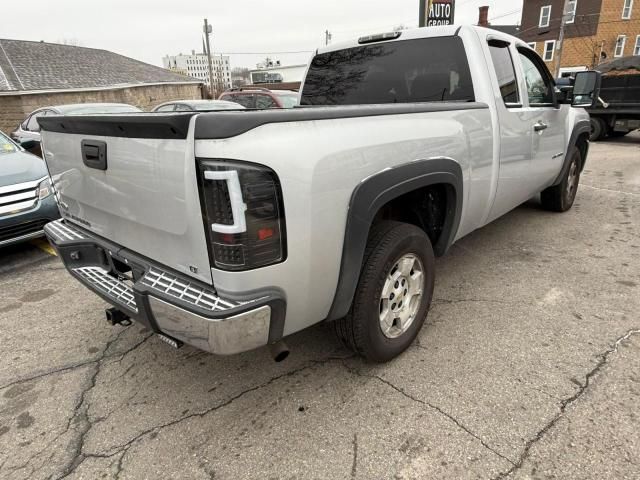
219, 88, 299, 109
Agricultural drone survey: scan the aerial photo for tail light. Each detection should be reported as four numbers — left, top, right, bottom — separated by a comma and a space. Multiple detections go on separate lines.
198, 159, 287, 271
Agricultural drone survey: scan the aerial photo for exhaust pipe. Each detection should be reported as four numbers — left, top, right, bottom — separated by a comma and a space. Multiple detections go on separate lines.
105, 307, 132, 326
269, 340, 290, 362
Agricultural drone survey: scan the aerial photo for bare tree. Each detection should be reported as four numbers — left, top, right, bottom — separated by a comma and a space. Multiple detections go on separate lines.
231, 67, 250, 88
231, 67, 250, 80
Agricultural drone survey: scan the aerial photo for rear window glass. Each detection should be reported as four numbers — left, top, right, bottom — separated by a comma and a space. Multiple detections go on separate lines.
222, 94, 255, 109
301, 36, 474, 105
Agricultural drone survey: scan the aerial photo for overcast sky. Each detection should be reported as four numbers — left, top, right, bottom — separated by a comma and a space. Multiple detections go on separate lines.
2, 0, 523, 70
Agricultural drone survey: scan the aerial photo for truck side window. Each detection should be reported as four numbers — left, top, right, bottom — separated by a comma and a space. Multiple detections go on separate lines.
300, 36, 474, 105
488, 41, 520, 106
517, 48, 555, 106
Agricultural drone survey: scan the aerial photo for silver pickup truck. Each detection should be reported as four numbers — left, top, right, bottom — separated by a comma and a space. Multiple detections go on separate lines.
39, 26, 600, 362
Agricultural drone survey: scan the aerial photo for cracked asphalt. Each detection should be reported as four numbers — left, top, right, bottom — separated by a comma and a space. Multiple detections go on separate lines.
1, 132, 639, 479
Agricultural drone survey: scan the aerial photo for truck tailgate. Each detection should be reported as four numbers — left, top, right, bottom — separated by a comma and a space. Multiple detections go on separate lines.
39, 114, 213, 284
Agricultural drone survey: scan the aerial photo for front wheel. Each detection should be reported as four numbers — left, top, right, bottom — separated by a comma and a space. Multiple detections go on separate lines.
540, 146, 582, 212
333, 221, 435, 362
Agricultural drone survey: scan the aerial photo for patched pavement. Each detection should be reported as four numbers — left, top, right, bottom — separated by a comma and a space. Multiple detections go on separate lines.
1, 133, 639, 479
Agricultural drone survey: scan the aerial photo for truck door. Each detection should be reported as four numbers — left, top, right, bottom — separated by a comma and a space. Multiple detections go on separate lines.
485, 40, 536, 222
515, 47, 567, 193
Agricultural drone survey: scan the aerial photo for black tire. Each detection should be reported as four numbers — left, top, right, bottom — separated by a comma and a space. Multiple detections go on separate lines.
540, 146, 582, 212
589, 117, 606, 142
333, 221, 435, 363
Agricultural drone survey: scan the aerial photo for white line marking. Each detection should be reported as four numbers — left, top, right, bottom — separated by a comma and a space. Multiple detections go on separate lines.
581, 184, 640, 197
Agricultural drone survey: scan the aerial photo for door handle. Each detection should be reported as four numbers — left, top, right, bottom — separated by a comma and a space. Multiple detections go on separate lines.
534, 121, 548, 132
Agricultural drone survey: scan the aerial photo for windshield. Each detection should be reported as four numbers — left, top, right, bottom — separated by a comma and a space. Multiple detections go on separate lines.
66, 105, 142, 115
0, 132, 18, 154
274, 93, 299, 108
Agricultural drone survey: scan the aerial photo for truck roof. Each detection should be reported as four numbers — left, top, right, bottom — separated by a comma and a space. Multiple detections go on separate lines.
316, 25, 526, 56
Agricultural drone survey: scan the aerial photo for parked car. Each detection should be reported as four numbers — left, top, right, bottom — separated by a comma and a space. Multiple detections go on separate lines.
11, 103, 142, 156
219, 88, 299, 109
152, 99, 246, 112
39, 26, 598, 363
0, 131, 59, 247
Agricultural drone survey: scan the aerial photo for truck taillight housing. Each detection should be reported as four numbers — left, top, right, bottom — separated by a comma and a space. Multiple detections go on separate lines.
197, 159, 287, 271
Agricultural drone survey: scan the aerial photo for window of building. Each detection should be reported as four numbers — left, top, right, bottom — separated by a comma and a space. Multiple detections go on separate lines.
635, 35, 640, 55
539, 5, 552, 27
566, 0, 577, 23
622, 0, 634, 19
488, 40, 520, 106
527, 42, 537, 50
543, 40, 556, 61
615, 35, 627, 57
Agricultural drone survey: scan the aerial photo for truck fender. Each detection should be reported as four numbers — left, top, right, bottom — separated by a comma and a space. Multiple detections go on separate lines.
552, 119, 591, 186
326, 158, 463, 322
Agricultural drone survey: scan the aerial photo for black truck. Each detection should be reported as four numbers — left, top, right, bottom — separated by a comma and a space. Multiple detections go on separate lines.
588, 56, 640, 141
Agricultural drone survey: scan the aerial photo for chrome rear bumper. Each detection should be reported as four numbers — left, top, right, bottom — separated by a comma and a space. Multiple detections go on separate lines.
44, 219, 284, 355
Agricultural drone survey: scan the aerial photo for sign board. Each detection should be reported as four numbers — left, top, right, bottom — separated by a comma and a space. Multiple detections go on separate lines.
424, 0, 455, 26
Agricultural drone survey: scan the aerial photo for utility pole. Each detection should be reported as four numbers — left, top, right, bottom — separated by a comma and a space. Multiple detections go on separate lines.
419, 0, 426, 27
554, 0, 571, 78
325, 30, 332, 46
203, 19, 215, 98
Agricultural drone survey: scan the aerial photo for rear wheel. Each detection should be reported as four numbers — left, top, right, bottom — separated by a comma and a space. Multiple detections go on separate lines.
333, 221, 435, 362
540, 146, 582, 212
589, 117, 606, 141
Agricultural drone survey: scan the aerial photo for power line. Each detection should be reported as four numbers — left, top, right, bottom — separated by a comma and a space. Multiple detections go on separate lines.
488, 9, 522, 23
516, 13, 637, 37
218, 50, 314, 55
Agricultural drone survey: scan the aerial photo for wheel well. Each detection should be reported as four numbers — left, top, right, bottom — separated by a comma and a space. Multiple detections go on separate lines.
576, 132, 589, 171
371, 183, 453, 253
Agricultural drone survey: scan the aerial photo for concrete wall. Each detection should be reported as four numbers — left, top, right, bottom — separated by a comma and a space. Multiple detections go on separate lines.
0, 82, 203, 135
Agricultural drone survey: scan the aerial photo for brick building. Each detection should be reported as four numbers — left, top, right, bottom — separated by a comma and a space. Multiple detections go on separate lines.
0, 39, 204, 134
519, 0, 640, 75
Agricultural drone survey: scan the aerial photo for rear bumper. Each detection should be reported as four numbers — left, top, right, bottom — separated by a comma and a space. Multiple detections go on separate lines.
44, 219, 285, 355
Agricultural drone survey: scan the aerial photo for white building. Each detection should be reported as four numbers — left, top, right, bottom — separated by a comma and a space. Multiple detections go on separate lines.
163, 50, 232, 92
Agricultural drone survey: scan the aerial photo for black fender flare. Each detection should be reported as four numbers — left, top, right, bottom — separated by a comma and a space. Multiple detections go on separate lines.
552, 120, 591, 186
326, 158, 463, 321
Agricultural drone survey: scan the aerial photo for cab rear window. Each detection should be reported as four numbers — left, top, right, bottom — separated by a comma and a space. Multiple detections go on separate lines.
301, 36, 474, 105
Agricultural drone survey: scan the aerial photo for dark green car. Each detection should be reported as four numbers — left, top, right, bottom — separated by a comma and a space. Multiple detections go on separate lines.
0, 131, 59, 247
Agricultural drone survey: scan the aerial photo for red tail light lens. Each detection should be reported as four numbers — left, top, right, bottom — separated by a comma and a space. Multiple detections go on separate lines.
198, 159, 287, 271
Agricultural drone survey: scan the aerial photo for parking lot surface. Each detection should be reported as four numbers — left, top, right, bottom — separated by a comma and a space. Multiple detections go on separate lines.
1, 133, 639, 480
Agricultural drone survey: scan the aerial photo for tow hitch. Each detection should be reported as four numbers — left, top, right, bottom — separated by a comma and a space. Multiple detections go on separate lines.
105, 307, 132, 326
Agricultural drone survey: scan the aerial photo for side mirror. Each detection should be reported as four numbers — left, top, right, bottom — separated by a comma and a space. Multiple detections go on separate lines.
20, 140, 38, 150
571, 71, 602, 108
555, 77, 574, 104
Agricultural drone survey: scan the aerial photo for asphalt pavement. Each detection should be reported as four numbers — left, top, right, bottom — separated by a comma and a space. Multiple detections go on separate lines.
1, 132, 639, 479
